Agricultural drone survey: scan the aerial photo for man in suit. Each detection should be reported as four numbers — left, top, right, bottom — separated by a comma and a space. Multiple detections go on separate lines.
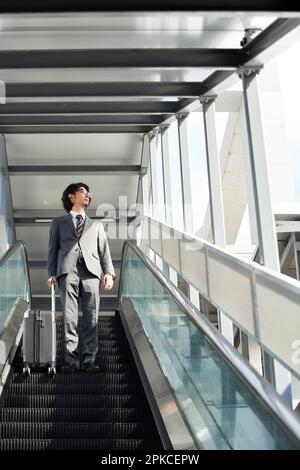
47, 182, 116, 373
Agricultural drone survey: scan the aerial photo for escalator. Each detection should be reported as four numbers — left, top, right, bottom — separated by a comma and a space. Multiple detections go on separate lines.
0, 313, 163, 450
1, 240, 300, 450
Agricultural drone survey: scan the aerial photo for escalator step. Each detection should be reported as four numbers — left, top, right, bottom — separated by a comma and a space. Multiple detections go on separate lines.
56, 347, 131, 356
0, 422, 155, 439
0, 408, 153, 423
53, 355, 133, 364
8, 383, 143, 395
4, 394, 147, 408
0, 438, 162, 450
12, 372, 140, 384
13, 362, 136, 373
0, 311, 163, 451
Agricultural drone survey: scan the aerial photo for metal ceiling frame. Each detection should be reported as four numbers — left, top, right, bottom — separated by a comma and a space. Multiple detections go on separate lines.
0, 18, 299, 136
0, 125, 152, 133
0, 1, 299, 13
8, 165, 141, 175
0, 102, 179, 114
0, 48, 245, 68
4, 82, 207, 98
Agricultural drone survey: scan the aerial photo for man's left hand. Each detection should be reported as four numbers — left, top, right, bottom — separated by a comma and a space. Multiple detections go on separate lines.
103, 273, 114, 290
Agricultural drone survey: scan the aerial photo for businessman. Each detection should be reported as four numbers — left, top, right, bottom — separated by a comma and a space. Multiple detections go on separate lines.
47, 182, 116, 373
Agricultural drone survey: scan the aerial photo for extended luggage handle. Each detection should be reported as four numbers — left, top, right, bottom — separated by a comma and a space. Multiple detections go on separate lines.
51, 282, 56, 314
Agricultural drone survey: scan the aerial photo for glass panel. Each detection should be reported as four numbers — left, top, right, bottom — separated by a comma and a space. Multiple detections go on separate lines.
120, 243, 298, 450
0, 244, 30, 335
186, 112, 212, 241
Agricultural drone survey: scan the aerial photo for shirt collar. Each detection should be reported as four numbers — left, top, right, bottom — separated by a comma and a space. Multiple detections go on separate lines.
70, 210, 86, 221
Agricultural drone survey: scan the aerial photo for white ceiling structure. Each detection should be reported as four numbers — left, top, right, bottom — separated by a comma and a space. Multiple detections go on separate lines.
1, 8, 300, 296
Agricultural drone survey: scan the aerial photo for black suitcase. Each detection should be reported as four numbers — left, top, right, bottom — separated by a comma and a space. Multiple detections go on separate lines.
22, 284, 56, 376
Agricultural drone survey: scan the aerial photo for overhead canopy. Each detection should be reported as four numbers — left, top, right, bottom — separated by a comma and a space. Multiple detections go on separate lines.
1, 9, 299, 295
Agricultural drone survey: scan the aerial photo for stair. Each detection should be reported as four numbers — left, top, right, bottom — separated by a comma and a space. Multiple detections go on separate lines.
0, 314, 163, 450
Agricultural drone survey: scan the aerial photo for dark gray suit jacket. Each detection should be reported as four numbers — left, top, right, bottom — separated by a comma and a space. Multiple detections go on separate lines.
47, 213, 116, 281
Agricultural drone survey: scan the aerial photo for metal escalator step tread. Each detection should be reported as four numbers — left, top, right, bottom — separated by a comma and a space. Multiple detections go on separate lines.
4, 394, 147, 408
0, 408, 153, 423
55, 319, 119, 324
0, 422, 156, 439
8, 383, 143, 395
13, 363, 136, 373
53, 355, 133, 363
12, 372, 140, 384
56, 347, 131, 355
0, 438, 162, 450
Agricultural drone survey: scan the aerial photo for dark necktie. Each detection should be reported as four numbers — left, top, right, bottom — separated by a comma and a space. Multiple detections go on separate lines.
76, 214, 84, 239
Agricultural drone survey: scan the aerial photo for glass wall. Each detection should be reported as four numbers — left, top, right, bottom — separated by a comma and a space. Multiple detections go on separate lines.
0, 244, 30, 335
186, 112, 212, 241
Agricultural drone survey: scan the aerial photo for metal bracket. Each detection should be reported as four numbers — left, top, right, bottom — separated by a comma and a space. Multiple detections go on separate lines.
198, 94, 217, 109
240, 28, 262, 47
237, 64, 264, 84
159, 123, 170, 134
140, 167, 148, 176
148, 127, 159, 139
176, 111, 189, 121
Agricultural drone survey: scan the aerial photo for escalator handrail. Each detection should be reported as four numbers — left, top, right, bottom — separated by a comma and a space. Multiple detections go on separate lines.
0, 240, 32, 310
118, 239, 300, 445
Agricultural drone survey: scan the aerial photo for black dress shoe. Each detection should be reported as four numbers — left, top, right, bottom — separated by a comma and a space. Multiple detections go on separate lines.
81, 363, 99, 373
61, 363, 79, 373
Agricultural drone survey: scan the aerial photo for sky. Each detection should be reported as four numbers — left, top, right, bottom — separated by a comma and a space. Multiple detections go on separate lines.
276, 42, 300, 202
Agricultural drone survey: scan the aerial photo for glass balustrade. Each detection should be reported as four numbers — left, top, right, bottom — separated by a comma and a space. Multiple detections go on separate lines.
0, 243, 31, 335
119, 242, 299, 450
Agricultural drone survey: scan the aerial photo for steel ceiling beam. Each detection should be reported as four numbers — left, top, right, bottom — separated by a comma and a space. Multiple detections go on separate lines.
0, 115, 168, 125
0, 1, 297, 12
8, 165, 141, 175
5, 82, 207, 98
0, 48, 245, 69
0, 125, 152, 133
244, 18, 300, 61
0, 101, 179, 115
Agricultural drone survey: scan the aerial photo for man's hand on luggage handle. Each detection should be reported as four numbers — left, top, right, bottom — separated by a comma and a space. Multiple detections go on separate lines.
47, 276, 58, 288
103, 273, 114, 290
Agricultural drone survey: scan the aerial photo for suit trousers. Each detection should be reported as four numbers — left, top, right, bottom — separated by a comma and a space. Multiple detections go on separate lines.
57, 258, 100, 368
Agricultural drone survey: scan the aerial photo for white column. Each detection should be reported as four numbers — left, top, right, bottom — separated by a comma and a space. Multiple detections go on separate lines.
200, 96, 227, 247
273, 359, 293, 405
155, 253, 163, 271
200, 96, 233, 344
176, 113, 194, 234
169, 266, 178, 287
239, 66, 291, 404
149, 131, 160, 219
160, 124, 173, 226
189, 285, 200, 309
218, 311, 234, 345
239, 66, 280, 271
0, 215, 8, 256
143, 135, 153, 214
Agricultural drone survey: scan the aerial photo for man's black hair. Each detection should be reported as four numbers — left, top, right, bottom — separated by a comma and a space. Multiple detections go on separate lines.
61, 182, 90, 212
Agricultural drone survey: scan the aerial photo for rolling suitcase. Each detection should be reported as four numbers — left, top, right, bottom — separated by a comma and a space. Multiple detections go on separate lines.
22, 283, 57, 376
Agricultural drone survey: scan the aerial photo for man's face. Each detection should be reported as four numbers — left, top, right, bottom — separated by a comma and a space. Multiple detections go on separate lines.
68, 187, 92, 207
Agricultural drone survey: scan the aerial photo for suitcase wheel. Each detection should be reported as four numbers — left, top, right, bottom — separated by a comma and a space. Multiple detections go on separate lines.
48, 366, 56, 376
22, 366, 31, 377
